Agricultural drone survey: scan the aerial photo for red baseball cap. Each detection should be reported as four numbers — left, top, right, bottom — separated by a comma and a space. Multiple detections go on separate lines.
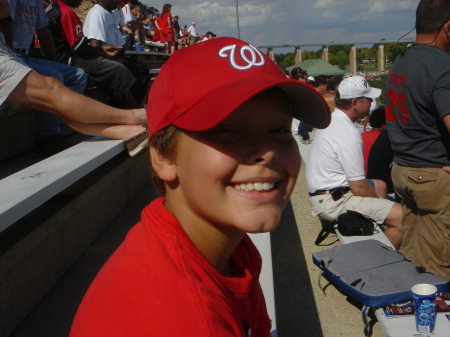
147, 37, 330, 135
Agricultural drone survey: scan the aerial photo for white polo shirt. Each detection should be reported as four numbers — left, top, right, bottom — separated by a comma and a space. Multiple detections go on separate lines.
83, 4, 125, 46
306, 108, 366, 193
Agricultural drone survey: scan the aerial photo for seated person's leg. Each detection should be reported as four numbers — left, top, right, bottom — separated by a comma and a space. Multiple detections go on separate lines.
343, 195, 402, 249
75, 55, 139, 108
24, 56, 87, 94
382, 202, 402, 249
0, 44, 32, 106
116, 57, 149, 105
17, 55, 64, 83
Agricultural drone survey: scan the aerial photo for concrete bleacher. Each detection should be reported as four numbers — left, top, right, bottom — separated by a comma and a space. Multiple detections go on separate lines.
0, 49, 171, 335
0, 136, 151, 337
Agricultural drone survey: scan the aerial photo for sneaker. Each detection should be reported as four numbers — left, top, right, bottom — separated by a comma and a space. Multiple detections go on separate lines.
34, 134, 74, 157
125, 129, 149, 158
143, 47, 150, 52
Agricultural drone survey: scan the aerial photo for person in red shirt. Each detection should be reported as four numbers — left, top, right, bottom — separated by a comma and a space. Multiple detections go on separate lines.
155, 3, 175, 54
361, 107, 386, 176
69, 37, 330, 336
46, 0, 148, 108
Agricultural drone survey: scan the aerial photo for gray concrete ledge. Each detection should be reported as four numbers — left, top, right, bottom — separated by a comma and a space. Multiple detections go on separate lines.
1, 152, 150, 337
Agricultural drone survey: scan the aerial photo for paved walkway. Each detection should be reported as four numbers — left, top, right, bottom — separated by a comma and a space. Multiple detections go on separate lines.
10, 137, 385, 337
275, 136, 384, 336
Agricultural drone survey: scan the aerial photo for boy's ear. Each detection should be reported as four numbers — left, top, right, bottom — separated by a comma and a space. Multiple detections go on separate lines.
150, 146, 178, 182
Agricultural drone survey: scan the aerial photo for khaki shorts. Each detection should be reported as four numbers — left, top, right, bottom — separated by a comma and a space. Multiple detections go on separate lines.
392, 163, 450, 281
0, 37, 31, 106
309, 190, 394, 224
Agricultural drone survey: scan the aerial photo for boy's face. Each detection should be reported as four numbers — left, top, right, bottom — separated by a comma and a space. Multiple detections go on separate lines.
163, 92, 301, 236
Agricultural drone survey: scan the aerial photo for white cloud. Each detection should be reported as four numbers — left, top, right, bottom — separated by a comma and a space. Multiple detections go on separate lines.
349, 14, 371, 22
139, 0, 418, 48
314, 0, 354, 8
323, 11, 340, 19
368, 0, 418, 13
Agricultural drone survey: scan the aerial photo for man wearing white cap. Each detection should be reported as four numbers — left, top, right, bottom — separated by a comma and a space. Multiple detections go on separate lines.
187, 21, 196, 45
306, 75, 403, 249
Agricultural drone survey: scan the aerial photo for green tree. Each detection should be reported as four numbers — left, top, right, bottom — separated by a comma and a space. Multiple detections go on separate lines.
283, 54, 296, 68
361, 48, 373, 60
385, 43, 408, 62
302, 50, 316, 60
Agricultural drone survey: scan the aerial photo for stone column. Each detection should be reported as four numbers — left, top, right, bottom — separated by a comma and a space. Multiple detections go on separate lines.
321, 46, 329, 63
267, 48, 275, 61
349, 45, 357, 75
294, 47, 302, 64
377, 44, 385, 73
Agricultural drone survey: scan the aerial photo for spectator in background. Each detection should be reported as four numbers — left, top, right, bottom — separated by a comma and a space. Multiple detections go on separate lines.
306, 76, 402, 249
187, 21, 196, 45
367, 132, 395, 199
121, 0, 146, 49
362, 107, 394, 198
0, 0, 147, 157
143, 13, 155, 41
172, 14, 181, 47
83, 0, 150, 106
361, 107, 386, 176
7, 0, 88, 156
114, 0, 134, 50
297, 75, 328, 144
322, 75, 343, 112
46, 0, 144, 109
289, 67, 303, 133
386, 0, 450, 280
180, 26, 189, 47
155, 3, 175, 54
200, 31, 216, 42
312, 75, 328, 94
151, 14, 161, 43
70, 0, 93, 24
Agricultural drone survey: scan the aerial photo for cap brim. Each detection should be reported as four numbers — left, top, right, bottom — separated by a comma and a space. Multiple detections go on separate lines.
365, 87, 382, 99
171, 78, 330, 131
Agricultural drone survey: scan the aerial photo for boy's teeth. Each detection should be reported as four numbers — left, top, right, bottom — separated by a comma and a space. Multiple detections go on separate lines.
234, 182, 275, 191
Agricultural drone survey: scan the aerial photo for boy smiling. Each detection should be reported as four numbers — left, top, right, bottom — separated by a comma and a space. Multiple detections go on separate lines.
70, 37, 330, 337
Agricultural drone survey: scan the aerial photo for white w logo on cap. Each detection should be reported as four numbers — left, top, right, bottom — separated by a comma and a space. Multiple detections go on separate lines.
218, 44, 265, 70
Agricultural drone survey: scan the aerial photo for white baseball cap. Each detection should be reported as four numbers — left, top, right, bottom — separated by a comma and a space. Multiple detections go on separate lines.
338, 75, 381, 99
307, 76, 315, 82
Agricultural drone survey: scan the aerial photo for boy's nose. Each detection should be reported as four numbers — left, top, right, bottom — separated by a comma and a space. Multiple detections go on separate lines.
246, 139, 278, 165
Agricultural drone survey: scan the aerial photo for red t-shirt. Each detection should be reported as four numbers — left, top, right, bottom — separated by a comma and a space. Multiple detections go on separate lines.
157, 12, 172, 34
46, 0, 85, 64
361, 130, 381, 176
70, 197, 271, 337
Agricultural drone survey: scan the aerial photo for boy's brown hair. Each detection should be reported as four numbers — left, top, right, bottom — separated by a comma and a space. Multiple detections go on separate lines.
149, 125, 180, 195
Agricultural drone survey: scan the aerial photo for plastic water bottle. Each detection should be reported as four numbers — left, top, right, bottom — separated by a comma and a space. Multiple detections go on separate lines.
135, 43, 141, 51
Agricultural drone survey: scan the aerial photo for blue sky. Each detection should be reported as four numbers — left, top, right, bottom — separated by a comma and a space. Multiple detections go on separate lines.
142, 0, 420, 50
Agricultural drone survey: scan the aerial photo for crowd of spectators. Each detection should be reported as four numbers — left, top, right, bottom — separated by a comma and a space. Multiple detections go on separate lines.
0, 0, 218, 158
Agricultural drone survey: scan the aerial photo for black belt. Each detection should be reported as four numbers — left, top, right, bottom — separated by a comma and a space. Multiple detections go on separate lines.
14, 48, 28, 53
309, 187, 351, 199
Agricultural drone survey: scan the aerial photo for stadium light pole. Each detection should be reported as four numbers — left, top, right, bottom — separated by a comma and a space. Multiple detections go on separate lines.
236, 0, 241, 39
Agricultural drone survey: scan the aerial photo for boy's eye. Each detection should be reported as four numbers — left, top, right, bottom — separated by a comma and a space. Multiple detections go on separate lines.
271, 127, 291, 134
209, 126, 243, 141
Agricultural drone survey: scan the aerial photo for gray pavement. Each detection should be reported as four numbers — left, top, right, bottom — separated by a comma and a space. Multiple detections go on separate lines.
10, 137, 385, 337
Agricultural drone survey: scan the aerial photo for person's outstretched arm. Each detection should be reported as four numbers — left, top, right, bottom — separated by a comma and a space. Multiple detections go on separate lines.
6, 71, 146, 140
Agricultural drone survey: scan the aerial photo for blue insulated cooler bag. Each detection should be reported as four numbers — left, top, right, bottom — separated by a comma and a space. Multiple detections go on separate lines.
312, 240, 449, 336
312, 240, 449, 307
